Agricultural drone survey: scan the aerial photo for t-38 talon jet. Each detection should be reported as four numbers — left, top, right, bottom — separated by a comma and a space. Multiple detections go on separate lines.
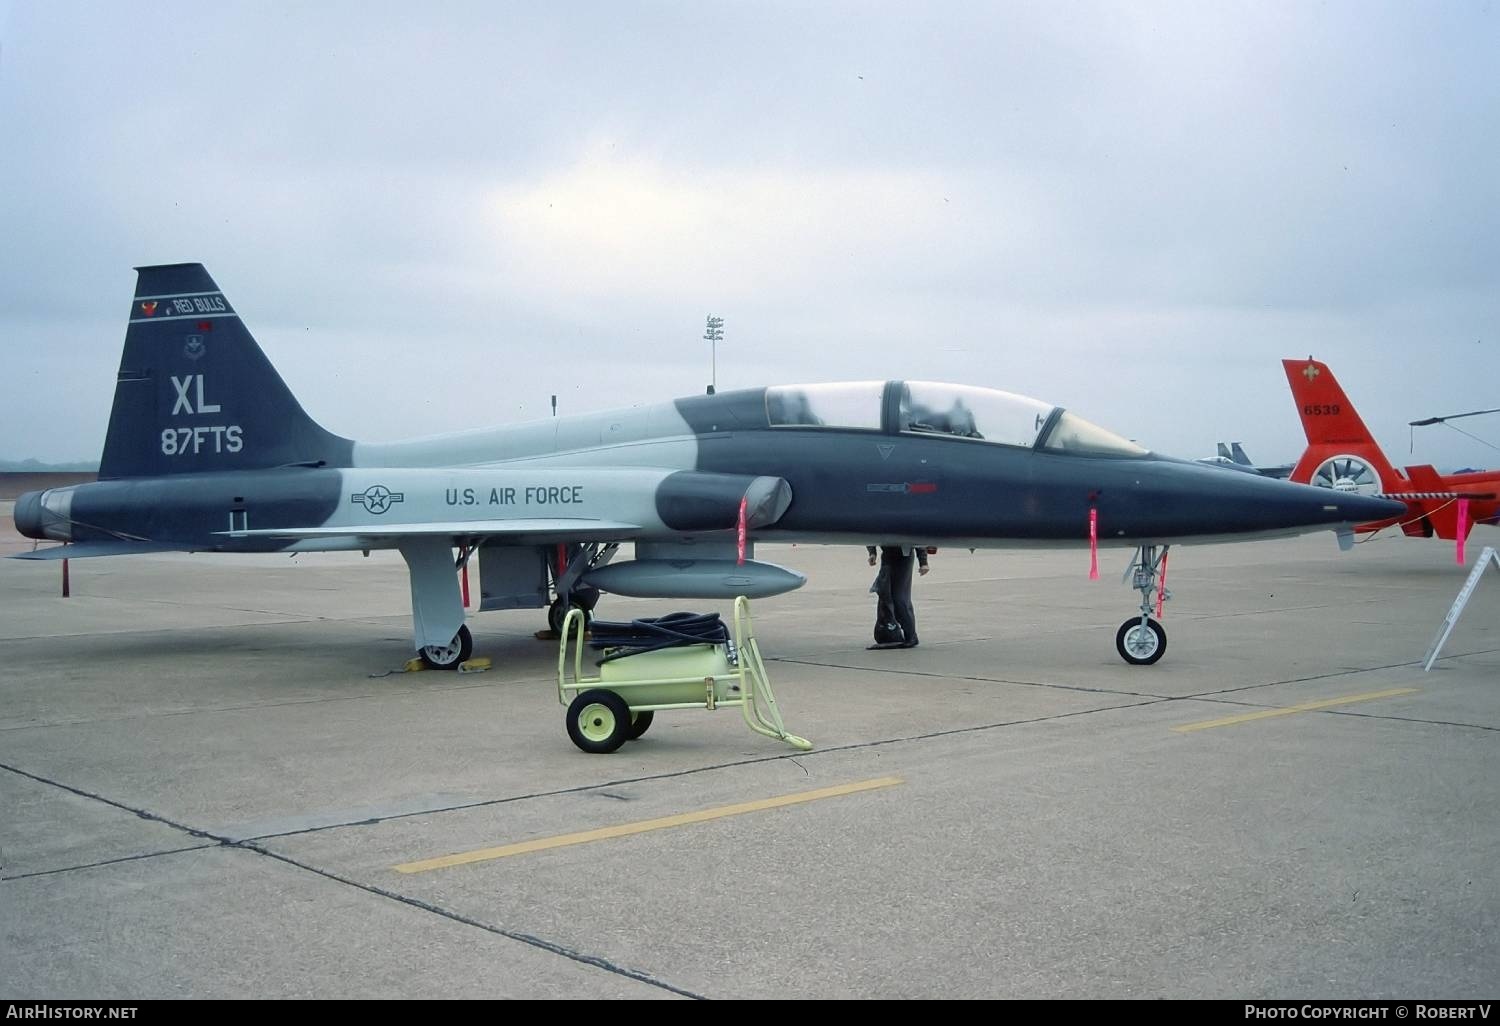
13, 264, 1403, 667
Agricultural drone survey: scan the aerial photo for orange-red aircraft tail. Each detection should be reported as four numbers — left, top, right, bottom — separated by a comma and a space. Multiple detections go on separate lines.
1283, 357, 1500, 543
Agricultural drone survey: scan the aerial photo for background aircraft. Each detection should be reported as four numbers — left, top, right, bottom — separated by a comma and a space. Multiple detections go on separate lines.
1196, 442, 1294, 478
1283, 358, 1500, 543
1228, 443, 1293, 479
11, 265, 1403, 668
1195, 443, 1255, 474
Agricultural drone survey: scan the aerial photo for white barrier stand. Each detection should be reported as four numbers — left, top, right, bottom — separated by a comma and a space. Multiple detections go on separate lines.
1423, 546, 1500, 671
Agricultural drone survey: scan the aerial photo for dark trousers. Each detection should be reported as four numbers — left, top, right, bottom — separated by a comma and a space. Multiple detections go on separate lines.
881, 546, 917, 645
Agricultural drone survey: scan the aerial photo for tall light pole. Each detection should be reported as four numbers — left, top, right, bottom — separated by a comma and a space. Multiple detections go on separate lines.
704, 315, 724, 395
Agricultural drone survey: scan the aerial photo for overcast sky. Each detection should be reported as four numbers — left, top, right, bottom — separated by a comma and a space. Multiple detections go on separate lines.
1, 1, 1496, 471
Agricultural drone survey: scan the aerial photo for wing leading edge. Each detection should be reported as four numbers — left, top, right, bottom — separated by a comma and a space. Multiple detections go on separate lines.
220, 518, 644, 542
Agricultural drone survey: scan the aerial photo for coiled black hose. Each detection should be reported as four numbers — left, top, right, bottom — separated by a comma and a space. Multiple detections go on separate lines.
589, 611, 730, 663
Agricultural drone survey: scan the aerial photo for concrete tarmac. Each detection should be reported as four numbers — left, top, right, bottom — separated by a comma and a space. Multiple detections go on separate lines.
2, 524, 1498, 999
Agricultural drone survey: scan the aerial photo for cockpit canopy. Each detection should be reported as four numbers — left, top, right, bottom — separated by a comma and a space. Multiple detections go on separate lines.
764, 380, 1147, 457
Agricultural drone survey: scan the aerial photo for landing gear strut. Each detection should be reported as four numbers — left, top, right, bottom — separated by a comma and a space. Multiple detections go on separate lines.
401, 537, 472, 671
1116, 544, 1169, 665
548, 591, 598, 635
548, 542, 611, 634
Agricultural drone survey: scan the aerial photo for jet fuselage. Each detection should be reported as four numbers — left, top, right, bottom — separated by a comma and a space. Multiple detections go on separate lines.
19, 383, 1402, 553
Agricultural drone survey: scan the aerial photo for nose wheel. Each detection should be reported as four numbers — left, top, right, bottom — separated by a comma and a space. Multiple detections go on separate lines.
1116, 616, 1166, 665
1117, 544, 1170, 666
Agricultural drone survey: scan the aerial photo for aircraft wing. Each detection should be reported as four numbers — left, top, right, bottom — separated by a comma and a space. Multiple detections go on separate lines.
13, 521, 646, 559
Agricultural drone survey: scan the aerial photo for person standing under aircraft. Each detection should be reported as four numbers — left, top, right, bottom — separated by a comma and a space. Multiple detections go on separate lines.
868, 546, 902, 645
867, 545, 928, 648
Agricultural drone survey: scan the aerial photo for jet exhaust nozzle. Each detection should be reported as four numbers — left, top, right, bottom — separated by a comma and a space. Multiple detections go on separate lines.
13, 489, 72, 541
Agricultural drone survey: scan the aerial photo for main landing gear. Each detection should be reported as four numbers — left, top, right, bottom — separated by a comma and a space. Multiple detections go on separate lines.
1116, 544, 1170, 666
399, 537, 476, 672
401, 539, 617, 671
548, 589, 599, 635
418, 624, 474, 670
547, 543, 611, 635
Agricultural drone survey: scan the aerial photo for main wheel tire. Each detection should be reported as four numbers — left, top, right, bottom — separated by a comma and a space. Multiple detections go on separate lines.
1115, 617, 1166, 666
418, 624, 473, 670
549, 597, 593, 635
567, 689, 632, 754
626, 710, 655, 741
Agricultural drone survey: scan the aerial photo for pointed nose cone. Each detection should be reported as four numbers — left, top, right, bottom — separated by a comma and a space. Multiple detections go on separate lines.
1323, 491, 1408, 525
1111, 459, 1409, 540
1189, 464, 1407, 531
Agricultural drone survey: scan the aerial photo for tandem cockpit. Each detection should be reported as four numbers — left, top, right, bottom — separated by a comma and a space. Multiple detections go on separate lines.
764, 380, 1149, 457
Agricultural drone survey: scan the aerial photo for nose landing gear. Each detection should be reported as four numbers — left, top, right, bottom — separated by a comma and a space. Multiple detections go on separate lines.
1116, 544, 1169, 666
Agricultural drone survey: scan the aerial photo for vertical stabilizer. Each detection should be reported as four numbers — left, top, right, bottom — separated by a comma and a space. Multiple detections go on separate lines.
1282, 358, 1402, 491
99, 264, 352, 479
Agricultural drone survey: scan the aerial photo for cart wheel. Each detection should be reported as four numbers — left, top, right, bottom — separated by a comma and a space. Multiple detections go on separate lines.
567, 689, 632, 754
626, 710, 655, 741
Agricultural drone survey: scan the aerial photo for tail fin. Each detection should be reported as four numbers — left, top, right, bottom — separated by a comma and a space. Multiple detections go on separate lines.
1229, 443, 1254, 467
99, 264, 352, 479
1282, 358, 1403, 492
1216, 442, 1233, 459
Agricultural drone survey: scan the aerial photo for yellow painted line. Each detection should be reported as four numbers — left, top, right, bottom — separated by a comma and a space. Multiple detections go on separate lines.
1172, 688, 1419, 734
393, 776, 905, 874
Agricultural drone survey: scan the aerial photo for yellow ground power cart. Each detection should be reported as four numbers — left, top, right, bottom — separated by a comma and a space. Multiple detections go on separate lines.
556, 597, 812, 754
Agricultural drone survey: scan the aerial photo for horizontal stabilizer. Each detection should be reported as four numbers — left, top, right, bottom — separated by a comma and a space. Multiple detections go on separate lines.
11, 541, 183, 560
